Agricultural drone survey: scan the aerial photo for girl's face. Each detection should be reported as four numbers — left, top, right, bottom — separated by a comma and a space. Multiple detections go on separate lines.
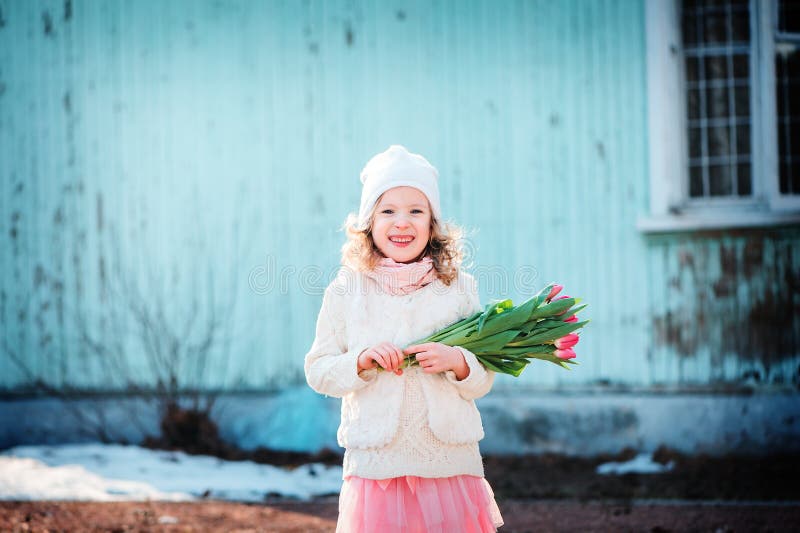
371, 186, 432, 263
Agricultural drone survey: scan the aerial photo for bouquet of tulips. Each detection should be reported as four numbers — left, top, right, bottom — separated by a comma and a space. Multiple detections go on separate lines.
403, 283, 588, 377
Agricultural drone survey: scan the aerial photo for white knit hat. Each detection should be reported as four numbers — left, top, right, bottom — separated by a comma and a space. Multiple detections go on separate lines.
357, 145, 441, 229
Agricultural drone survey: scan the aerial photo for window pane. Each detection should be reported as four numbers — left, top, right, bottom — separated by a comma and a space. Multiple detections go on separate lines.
682, 6, 699, 46
686, 56, 700, 83
732, 54, 748, 79
793, 116, 800, 155
736, 124, 750, 155
681, 0, 752, 201
776, 43, 800, 195
690, 165, 705, 197
778, 0, 800, 33
704, 12, 728, 44
730, 8, 750, 43
708, 125, 731, 157
689, 127, 703, 158
776, 54, 788, 117
737, 163, 752, 196
705, 55, 729, 79
734, 85, 750, 117
706, 85, 730, 116
793, 162, 800, 195
709, 164, 733, 196
687, 88, 701, 120
781, 162, 790, 194
778, 89, 788, 156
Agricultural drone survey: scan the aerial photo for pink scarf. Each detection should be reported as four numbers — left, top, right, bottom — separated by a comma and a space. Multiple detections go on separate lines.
365, 256, 438, 295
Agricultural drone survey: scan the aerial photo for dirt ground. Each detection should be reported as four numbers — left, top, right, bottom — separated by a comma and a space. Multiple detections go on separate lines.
2, 449, 799, 532
2, 499, 799, 532
483, 448, 800, 501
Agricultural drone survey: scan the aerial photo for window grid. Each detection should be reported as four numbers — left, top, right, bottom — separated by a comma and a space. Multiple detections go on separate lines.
682, 0, 753, 201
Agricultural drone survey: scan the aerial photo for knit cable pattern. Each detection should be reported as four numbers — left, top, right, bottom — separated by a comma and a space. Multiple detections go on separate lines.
343, 366, 484, 479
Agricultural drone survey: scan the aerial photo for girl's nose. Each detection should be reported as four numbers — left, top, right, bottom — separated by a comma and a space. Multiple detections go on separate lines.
394, 217, 410, 229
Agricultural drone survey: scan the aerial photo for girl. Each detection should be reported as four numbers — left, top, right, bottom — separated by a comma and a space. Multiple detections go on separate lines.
304, 145, 504, 532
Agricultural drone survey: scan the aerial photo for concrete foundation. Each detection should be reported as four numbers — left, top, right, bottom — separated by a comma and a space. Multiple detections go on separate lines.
2, 388, 799, 456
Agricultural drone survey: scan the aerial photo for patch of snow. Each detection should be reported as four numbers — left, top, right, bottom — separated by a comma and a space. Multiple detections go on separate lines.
0, 456, 191, 502
596, 452, 675, 475
0, 443, 343, 502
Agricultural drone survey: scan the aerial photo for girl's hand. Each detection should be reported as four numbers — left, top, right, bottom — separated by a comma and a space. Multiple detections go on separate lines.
403, 342, 469, 379
358, 342, 405, 375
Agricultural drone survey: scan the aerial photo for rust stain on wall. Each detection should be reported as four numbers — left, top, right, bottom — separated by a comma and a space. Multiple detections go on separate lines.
653, 310, 700, 357
344, 21, 354, 46
726, 241, 799, 372
652, 232, 800, 381
713, 244, 736, 298
42, 10, 54, 37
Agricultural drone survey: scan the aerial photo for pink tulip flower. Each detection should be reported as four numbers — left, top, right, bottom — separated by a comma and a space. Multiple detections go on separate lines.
546, 284, 564, 302
564, 315, 578, 323
554, 348, 576, 360
554, 333, 579, 349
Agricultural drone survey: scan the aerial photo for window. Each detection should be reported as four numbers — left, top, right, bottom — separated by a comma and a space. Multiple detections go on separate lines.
639, 0, 800, 232
775, 0, 800, 197
683, 0, 752, 201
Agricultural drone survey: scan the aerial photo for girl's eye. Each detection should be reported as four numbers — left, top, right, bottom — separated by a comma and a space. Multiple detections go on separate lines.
381, 209, 394, 215
411, 209, 424, 214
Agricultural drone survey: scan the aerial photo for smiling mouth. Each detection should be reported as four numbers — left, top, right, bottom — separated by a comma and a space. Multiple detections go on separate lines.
388, 235, 415, 246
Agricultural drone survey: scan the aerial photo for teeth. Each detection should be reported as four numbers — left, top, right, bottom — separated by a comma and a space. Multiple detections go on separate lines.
390, 236, 413, 243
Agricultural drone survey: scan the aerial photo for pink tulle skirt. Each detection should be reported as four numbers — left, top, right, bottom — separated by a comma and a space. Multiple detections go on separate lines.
337, 475, 504, 533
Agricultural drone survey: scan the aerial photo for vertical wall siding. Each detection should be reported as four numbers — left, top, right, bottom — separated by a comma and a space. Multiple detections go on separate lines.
1, 0, 797, 392
646, 232, 800, 387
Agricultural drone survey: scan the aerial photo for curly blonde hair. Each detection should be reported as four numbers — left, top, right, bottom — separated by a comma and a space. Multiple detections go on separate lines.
340, 206, 465, 286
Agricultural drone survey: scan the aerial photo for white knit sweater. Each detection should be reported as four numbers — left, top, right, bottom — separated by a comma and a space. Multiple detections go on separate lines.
304, 267, 494, 479
342, 364, 484, 478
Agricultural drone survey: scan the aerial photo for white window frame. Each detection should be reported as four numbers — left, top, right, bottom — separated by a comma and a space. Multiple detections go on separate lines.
638, 0, 800, 233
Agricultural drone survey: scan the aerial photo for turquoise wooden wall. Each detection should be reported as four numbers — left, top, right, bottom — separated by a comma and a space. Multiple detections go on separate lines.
1, 0, 797, 393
